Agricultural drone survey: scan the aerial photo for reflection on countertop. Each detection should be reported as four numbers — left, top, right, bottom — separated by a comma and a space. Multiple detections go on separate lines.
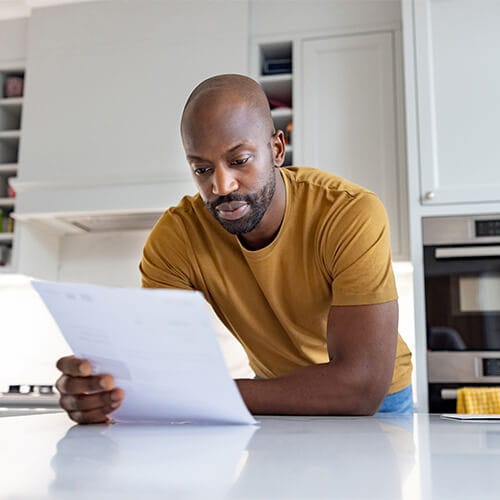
1, 413, 500, 499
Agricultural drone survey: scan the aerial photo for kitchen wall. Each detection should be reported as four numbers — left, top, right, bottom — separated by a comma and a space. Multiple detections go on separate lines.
0, 274, 71, 388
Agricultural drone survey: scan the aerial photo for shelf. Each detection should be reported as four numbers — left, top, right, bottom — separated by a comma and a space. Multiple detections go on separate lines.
271, 107, 293, 133
258, 40, 294, 166
0, 70, 23, 271
0, 198, 15, 208
0, 130, 21, 141
0, 98, 23, 107
259, 41, 293, 76
0, 164, 18, 176
0, 232, 14, 243
260, 77, 292, 108
259, 73, 292, 84
271, 107, 292, 118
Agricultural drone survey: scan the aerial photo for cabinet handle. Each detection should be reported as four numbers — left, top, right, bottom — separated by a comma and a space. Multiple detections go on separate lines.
441, 389, 457, 400
423, 191, 435, 201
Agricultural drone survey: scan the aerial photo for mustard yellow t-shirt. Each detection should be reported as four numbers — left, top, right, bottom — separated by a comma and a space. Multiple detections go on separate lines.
140, 167, 412, 394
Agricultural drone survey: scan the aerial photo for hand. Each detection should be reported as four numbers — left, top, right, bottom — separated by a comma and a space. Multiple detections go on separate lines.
55, 355, 125, 424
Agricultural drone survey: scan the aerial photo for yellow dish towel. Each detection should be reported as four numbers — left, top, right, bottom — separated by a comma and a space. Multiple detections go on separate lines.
457, 387, 500, 414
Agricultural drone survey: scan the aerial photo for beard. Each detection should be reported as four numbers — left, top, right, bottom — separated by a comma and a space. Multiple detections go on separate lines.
204, 167, 276, 235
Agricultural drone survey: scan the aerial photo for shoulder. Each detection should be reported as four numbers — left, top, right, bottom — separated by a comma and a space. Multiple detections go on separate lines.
140, 194, 205, 289
281, 166, 374, 202
282, 166, 385, 220
142, 194, 207, 262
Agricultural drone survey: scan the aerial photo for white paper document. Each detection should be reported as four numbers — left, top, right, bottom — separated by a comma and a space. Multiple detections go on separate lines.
31, 280, 256, 425
441, 414, 500, 422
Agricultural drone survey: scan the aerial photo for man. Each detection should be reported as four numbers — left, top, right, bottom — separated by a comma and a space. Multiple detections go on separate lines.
56, 74, 412, 424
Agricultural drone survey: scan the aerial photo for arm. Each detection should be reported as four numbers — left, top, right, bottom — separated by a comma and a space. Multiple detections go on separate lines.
236, 300, 398, 416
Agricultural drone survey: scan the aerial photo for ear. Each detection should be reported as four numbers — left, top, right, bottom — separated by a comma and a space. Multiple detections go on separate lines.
271, 129, 286, 167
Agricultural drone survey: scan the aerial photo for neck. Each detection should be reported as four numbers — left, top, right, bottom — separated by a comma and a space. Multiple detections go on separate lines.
238, 169, 286, 251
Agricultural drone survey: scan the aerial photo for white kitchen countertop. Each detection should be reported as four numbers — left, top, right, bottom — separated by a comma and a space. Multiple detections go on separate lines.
1, 412, 499, 499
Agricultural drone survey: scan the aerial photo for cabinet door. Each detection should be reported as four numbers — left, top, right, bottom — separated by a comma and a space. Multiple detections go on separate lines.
413, 0, 500, 205
302, 32, 408, 260
19, 1, 248, 189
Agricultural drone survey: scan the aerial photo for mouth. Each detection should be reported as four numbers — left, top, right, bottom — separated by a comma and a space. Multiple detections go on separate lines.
215, 201, 250, 221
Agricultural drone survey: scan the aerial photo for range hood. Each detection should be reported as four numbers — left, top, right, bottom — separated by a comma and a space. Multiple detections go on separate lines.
58, 211, 163, 232
11, 177, 196, 233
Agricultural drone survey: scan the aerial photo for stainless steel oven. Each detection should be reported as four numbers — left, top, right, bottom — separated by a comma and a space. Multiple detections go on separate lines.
423, 215, 500, 412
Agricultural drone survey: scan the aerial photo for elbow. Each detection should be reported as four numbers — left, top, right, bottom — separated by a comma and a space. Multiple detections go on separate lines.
338, 370, 390, 416
353, 378, 390, 416
348, 394, 384, 417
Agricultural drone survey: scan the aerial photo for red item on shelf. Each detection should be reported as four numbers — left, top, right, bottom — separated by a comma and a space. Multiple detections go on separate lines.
268, 97, 291, 109
8, 185, 16, 198
4, 76, 24, 98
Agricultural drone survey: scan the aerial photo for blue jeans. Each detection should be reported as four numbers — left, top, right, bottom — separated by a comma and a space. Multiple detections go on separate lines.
376, 385, 413, 415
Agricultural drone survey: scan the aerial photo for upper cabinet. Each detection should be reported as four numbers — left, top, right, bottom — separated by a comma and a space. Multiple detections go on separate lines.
16, 0, 249, 216
300, 32, 408, 261
405, 0, 500, 205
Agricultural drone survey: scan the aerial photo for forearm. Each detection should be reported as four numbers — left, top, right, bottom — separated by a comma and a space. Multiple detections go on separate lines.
236, 362, 389, 416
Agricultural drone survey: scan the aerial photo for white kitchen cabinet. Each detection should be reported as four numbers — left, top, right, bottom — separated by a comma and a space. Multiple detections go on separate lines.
16, 0, 249, 215
301, 32, 408, 261
410, 0, 500, 205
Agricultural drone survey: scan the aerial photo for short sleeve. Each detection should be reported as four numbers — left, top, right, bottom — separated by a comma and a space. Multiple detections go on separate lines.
139, 210, 196, 291
321, 192, 397, 306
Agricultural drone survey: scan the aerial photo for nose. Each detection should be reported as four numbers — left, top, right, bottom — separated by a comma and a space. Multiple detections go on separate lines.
212, 166, 238, 196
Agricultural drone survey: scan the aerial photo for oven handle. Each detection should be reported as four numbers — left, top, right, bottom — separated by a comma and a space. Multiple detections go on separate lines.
441, 389, 458, 400
435, 246, 500, 259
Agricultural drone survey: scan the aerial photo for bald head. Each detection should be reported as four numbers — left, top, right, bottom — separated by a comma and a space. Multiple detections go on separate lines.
181, 74, 275, 142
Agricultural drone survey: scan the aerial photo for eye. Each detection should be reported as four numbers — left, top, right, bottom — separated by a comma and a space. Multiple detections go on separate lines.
231, 156, 250, 166
193, 166, 212, 176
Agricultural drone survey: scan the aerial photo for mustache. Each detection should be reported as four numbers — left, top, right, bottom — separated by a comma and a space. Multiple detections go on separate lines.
205, 193, 252, 211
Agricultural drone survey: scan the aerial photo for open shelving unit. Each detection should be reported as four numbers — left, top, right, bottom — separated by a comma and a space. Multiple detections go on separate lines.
256, 41, 294, 166
0, 66, 24, 271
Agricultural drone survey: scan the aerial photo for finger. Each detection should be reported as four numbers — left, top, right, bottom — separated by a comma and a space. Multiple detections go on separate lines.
68, 404, 118, 425
55, 373, 115, 395
60, 388, 124, 412
56, 356, 92, 377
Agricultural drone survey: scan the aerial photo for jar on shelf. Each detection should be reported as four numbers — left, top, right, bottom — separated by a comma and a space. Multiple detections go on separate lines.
4, 76, 24, 98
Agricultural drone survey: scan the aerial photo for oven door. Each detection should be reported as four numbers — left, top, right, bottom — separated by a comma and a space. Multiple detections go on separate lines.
424, 244, 500, 351
424, 244, 500, 411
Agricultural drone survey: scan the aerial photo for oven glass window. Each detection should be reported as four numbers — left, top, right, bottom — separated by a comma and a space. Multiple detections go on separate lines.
424, 256, 500, 351
459, 275, 500, 312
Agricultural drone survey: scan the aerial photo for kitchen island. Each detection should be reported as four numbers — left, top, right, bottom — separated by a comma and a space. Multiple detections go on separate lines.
1, 412, 499, 499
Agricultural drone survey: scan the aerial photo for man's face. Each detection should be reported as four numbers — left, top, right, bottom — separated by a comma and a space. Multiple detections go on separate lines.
203, 163, 276, 235
182, 97, 283, 235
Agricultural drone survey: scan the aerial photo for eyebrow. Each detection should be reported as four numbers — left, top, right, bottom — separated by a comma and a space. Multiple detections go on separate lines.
186, 142, 247, 162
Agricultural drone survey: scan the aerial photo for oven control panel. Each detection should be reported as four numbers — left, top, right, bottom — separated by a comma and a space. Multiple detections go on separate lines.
476, 219, 500, 237
483, 358, 500, 377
